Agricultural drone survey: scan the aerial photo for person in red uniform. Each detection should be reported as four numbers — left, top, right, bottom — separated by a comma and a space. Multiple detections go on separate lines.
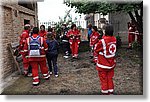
66, 24, 81, 59
90, 26, 100, 63
94, 24, 117, 95
135, 26, 142, 45
19, 24, 31, 76
24, 27, 50, 86
128, 20, 136, 49
39, 25, 47, 38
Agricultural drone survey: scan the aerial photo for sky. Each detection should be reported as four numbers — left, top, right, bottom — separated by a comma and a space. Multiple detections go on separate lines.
37, 0, 85, 22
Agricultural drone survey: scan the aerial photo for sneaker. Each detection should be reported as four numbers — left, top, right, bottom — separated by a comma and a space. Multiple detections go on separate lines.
24, 71, 28, 76
44, 74, 50, 80
73, 55, 78, 59
63, 55, 69, 59
49, 72, 53, 75
27, 73, 32, 77
90, 56, 93, 59
55, 74, 59, 77
33, 79, 40, 86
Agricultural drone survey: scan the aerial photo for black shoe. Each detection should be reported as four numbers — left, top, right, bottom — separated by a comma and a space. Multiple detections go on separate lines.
24, 71, 28, 77
90, 56, 93, 59
44, 74, 50, 80
127, 47, 132, 50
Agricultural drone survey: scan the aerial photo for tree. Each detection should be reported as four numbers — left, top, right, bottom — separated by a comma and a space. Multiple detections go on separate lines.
54, 9, 83, 43
64, 0, 143, 34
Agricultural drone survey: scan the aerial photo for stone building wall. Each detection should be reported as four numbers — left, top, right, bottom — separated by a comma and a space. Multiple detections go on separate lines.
0, 0, 38, 78
109, 12, 131, 43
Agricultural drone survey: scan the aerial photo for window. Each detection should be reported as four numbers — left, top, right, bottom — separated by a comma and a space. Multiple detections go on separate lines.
24, 19, 30, 25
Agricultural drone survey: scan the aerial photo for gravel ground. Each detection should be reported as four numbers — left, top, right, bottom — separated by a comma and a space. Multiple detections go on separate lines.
1, 44, 143, 95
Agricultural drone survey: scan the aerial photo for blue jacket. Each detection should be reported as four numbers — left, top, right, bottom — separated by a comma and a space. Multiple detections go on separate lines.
46, 40, 59, 55
88, 28, 92, 36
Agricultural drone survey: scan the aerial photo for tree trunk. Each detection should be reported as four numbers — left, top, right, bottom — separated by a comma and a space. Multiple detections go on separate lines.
128, 11, 143, 34
128, 11, 143, 46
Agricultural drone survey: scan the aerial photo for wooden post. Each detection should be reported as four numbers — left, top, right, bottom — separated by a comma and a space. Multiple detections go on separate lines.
8, 43, 22, 75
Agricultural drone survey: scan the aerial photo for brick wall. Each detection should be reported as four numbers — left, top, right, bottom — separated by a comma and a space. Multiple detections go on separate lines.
0, 1, 38, 78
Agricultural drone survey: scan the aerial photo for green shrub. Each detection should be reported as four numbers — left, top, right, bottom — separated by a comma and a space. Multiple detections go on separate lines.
132, 41, 142, 50
116, 35, 122, 48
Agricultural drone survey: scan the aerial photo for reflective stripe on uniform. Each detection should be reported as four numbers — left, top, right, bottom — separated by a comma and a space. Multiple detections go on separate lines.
33, 76, 39, 80
27, 38, 29, 45
108, 89, 114, 92
26, 55, 46, 58
97, 63, 115, 69
129, 31, 139, 35
101, 39, 115, 58
43, 73, 50, 79
101, 90, 108, 93
62, 40, 69, 42
44, 74, 50, 79
33, 81, 39, 85
24, 50, 28, 52
101, 39, 106, 55
43, 73, 48, 76
20, 50, 25, 52
45, 48, 48, 51
74, 54, 78, 57
41, 37, 43, 46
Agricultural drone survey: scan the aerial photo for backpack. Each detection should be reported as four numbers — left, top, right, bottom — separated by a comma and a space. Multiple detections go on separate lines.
28, 36, 41, 56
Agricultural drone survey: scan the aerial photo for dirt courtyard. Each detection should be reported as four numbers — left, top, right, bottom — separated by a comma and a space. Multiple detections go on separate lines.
1, 44, 143, 95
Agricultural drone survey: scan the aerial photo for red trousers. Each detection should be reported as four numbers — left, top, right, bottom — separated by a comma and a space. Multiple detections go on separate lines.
29, 59, 49, 80
98, 68, 114, 94
70, 41, 79, 57
137, 35, 143, 45
128, 33, 135, 47
22, 54, 29, 71
91, 45, 98, 63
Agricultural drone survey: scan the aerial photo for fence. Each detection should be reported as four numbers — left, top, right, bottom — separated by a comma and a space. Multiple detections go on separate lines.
39, 20, 87, 29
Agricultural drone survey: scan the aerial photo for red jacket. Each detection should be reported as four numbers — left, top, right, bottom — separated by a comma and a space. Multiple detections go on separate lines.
19, 30, 29, 54
90, 31, 100, 46
128, 25, 136, 35
66, 29, 81, 44
39, 30, 47, 38
24, 34, 48, 61
94, 36, 116, 70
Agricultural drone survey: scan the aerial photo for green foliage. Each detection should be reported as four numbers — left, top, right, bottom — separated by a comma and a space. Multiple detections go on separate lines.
54, 9, 74, 34
132, 41, 142, 50
116, 35, 122, 48
54, 9, 84, 39
64, 0, 142, 15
